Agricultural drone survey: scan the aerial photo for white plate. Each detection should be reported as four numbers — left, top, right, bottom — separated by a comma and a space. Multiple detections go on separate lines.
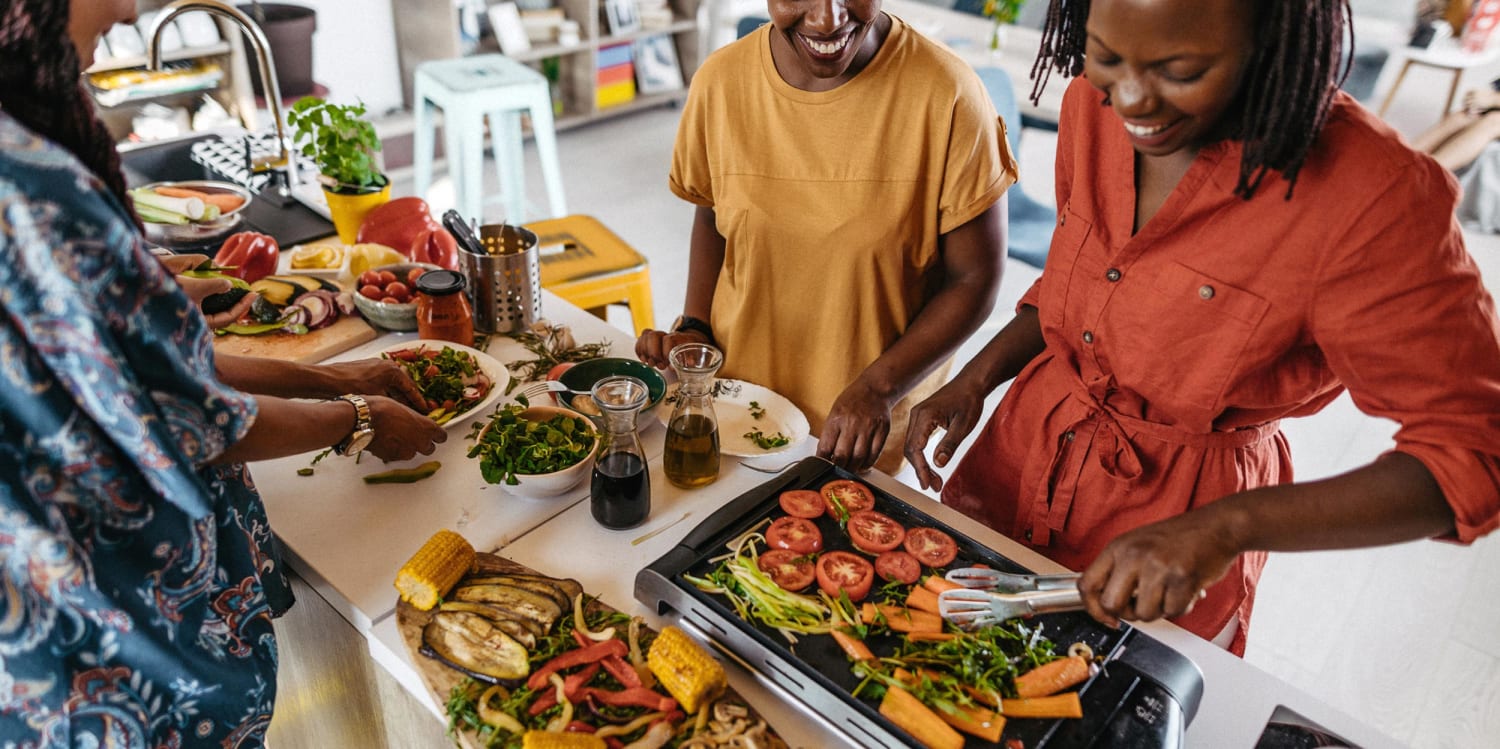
276, 243, 349, 280
376, 341, 510, 429
656, 378, 810, 457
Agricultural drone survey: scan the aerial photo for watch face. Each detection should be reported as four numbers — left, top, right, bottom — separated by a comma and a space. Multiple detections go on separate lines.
345, 430, 375, 455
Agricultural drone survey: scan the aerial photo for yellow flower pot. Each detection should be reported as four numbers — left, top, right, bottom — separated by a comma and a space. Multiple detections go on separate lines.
324, 183, 391, 244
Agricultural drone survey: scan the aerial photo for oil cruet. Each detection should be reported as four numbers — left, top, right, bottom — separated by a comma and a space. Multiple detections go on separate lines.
663, 342, 724, 489
589, 375, 651, 529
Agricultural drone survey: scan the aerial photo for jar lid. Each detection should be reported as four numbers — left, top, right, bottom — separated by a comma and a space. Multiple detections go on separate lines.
414, 269, 466, 296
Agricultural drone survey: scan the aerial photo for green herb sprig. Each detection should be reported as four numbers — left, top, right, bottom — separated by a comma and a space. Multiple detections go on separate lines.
744, 429, 790, 449
748, 400, 766, 420
503, 321, 610, 393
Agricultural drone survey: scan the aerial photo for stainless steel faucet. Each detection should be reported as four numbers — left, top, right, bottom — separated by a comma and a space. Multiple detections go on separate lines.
144, 0, 301, 192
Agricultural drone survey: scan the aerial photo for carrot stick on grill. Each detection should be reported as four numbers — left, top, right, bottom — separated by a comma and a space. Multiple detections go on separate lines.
830, 629, 875, 661
905, 585, 941, 614
1014, 655, 1090, 699
923, 575, 963, 594
879, 686, 964, 749
1001, 692, 1084, 719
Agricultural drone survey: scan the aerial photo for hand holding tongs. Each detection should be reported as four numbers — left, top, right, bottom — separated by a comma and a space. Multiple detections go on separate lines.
938, 568, 1086, 630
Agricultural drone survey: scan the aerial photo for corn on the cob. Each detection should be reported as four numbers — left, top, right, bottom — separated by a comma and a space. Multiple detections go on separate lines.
647, 625, 726, 714
520, 730, 605, 749
394, 530, 475, 611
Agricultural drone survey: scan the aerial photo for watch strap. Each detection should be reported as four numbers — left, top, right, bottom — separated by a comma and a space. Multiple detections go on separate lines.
333, 394, 373, 456
671, 314, 715, 344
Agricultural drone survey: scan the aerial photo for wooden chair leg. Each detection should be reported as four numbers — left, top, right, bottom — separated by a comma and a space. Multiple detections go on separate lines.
1443, 69, 1463, 115
1378, 59, 1415, 117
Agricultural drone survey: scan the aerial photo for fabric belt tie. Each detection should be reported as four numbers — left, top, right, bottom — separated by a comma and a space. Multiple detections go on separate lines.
1028, 376, 1281, 547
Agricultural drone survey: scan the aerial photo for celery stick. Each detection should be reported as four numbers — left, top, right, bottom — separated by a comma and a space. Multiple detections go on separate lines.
135, 203, 188, 225
130, 188, 206, 221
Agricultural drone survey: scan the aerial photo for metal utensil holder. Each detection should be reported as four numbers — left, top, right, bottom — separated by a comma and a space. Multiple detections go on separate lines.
463, 224, 542, 333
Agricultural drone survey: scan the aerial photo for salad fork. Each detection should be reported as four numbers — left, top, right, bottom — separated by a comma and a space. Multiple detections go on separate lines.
517, 380, 569, 403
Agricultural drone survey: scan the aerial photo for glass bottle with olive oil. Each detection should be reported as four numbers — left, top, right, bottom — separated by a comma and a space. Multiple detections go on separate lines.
663, 342, 724, 488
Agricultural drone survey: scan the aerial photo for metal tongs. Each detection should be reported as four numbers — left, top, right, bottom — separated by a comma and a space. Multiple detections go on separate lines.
938, 567, 1086, 630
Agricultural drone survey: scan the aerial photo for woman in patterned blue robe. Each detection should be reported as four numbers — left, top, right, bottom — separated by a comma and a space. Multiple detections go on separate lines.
0, 1, 447, 744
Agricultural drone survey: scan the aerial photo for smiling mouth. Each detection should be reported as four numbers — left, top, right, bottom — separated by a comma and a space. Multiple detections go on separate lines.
799, 32, 852, 56
1123, 120, 1174, 138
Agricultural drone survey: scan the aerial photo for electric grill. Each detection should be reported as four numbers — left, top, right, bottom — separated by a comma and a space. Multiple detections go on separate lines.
636, 457, 1206, 748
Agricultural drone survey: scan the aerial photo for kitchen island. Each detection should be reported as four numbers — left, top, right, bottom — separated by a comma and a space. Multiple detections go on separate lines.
253, 291, 1406, 748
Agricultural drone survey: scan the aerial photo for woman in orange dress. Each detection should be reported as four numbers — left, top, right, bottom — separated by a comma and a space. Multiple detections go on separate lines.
905, 0, 1500, 655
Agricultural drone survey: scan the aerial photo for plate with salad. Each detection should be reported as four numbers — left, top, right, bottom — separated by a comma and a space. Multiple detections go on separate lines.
657, 378, 810, 457
378, 341, 509, 429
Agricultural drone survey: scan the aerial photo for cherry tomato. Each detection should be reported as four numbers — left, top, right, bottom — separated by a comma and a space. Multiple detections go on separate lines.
386, 281, 411, 302
380, 296, 402, 305
874, 550, 921, 585
359, 270, 383, 288
359, 284, 383, 300
407, 267, 427, 285
767, 516, 823, 555
847, 510, 905, 554
821, 479, 875, 520
757, 550, 815, 592
779, 490, 825, 519
816, 551, 874, 602
378, 270, 399, 286
903, 527, 959, 568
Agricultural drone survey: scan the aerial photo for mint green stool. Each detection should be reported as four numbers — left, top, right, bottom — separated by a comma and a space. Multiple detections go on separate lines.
412, 54, 568, 224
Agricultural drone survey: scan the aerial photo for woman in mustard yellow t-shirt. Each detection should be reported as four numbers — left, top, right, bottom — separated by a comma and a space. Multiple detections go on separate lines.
636, 0, 1017, 474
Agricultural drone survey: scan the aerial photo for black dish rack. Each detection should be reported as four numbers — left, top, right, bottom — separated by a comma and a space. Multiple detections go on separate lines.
635, 457, 1205, 748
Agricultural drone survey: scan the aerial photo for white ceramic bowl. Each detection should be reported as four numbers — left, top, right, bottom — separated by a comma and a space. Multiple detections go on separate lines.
351, 262, 440, 331
475, 405, 599, 497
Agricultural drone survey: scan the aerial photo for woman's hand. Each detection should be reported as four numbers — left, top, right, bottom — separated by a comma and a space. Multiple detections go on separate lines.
635, 328, 711, 369
157, 252, 257, 328
366, 395, 448, 462
1077, 509, 1241, 628
903, 378, 989, 491
321, 359, 429, 412
817, 380, 896, 473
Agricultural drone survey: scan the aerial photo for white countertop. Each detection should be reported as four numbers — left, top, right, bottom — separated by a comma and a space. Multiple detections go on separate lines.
254, 293, 1408, 748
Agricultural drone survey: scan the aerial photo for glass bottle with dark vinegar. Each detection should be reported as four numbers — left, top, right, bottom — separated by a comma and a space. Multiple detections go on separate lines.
663, 342, 724, 489
589, 375, 651, 529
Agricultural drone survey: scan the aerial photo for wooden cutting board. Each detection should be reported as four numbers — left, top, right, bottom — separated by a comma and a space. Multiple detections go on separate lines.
396, 553, 785, 749
211, 315, 379, 363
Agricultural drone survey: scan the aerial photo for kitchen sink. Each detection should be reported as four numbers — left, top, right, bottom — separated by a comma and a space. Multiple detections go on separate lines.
120, 132, 336, 251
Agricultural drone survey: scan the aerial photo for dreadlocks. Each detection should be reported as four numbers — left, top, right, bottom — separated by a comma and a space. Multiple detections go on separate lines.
0, 0, 136, 219
1030, 0, 1352, 199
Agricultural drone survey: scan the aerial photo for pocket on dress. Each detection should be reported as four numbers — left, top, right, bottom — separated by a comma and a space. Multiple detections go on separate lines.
1042, 203, 1093, 330
1106, 261, 1270, 411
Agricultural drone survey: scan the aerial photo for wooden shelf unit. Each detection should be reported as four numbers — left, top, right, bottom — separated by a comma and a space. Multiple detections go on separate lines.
89, 1, 254, 144
391, 0, 700, 131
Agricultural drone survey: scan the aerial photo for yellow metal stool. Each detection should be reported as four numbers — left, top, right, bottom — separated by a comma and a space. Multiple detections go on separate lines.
524, 215, 655, 334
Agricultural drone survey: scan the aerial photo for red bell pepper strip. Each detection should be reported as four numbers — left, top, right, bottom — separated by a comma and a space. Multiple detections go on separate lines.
527, 662, 602, 716
212, 231, 279, 283
604, 738, 625, 749
526, 639, 628, 690
572, 630, 593, 649
601, 655, 641, 689
581, 686, 677, 713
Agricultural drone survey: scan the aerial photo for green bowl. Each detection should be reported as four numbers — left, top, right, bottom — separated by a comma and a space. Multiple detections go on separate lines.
556, 358, 667, 415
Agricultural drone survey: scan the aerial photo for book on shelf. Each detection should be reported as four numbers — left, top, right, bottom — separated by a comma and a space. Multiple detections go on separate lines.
597, 42, 634, 69
597, 61, 634, 86
596, 79, 637, 108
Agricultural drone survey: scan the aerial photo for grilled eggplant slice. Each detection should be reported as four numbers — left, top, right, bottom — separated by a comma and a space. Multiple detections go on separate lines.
462, 575, 572, 610
501, 573, 584, 605
453, 583, 564, 632
421, 611, 529, 683
436, 601, 539, 649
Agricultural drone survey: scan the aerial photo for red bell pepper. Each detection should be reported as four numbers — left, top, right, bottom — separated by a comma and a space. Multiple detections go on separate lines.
527, 662, 602, 716
212, 231, 279, 283
526, 639, 628, 691
355, 197, 459, 270
412, 227, 459, 270
601, 655, 641, 689
580, 686, 677, 713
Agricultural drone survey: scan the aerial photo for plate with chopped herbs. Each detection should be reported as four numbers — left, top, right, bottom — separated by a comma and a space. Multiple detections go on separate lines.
658, 378, 810, 457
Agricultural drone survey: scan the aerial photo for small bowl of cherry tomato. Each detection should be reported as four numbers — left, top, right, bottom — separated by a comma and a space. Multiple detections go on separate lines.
351, 262, 440, 332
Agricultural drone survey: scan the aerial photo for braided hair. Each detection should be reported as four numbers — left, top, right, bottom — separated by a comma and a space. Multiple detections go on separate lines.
0, 0, 137, 221
1030, 0, 1353, 199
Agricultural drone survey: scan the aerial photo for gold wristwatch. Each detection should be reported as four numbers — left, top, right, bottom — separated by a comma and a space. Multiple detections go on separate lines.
333, 394, 374, 456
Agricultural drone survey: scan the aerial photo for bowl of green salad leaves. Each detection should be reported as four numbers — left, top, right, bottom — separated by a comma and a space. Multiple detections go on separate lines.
467, 403, 598, 497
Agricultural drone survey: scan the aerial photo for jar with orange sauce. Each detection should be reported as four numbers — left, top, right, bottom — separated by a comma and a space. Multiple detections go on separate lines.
413, 269, 475, 345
